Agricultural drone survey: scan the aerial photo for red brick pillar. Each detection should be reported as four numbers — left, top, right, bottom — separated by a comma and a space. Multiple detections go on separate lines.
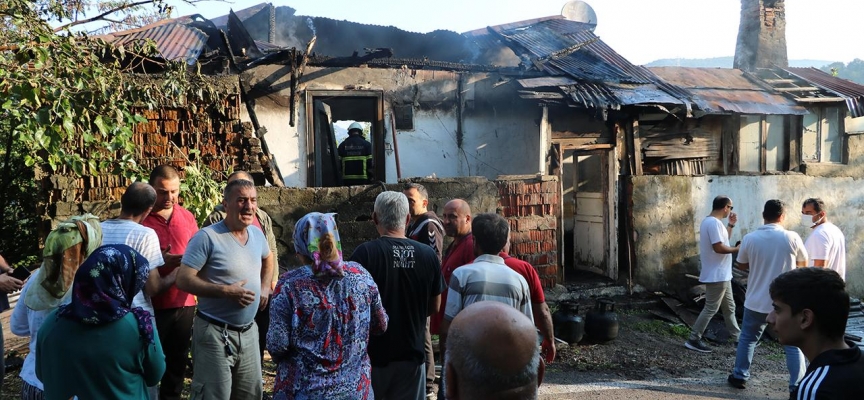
496, 176, 560, 288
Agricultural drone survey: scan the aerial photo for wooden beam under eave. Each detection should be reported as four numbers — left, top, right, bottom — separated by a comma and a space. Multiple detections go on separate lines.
796, 97, 846, 103
559, 143, 614, 151
763, 79, 796, 84
774, 86, 820, 92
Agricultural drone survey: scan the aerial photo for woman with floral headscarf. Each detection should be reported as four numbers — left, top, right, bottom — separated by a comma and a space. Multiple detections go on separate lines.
36, 244, 165, 400
268, 212, 388, 400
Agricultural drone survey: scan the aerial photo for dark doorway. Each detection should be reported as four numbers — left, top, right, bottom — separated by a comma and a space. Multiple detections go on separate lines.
305, 91, 384, 187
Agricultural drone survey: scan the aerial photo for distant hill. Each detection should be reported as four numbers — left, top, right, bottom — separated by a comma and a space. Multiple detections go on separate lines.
645, 57, 836, 68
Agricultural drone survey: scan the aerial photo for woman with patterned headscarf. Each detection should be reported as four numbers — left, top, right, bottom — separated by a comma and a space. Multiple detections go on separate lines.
36, 244, 166, 400
268, 212, 388, 400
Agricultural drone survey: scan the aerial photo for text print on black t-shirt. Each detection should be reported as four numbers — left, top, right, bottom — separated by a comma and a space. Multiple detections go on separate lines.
392, 244, 416, 269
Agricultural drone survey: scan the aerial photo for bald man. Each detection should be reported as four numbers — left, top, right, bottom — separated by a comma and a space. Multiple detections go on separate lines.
444, 301, 544, 400
431, 199, 474, 335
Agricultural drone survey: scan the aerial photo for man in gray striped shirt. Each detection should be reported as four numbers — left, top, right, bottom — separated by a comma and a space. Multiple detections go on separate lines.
439, 213, 533, 376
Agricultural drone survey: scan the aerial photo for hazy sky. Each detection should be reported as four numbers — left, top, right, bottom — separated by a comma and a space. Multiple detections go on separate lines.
171, 0, 863, 65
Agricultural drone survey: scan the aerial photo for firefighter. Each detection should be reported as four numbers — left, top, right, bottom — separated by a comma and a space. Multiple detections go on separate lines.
338, 122, 374, 185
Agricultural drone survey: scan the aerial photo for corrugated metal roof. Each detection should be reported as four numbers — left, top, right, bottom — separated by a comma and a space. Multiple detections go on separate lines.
105, 22, 208, 64
781, 67, 864, 117
650, 67, 807, 115
496, 20, 649, 84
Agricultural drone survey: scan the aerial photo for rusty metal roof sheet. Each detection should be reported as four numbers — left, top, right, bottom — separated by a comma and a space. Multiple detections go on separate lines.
650, 67, 807, 115
103, 21, 208, 64
780, 67, 864, 117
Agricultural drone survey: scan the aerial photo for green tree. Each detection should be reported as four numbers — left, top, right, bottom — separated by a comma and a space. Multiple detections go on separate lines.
820, 59, 864, 85
0, 0, 215, 264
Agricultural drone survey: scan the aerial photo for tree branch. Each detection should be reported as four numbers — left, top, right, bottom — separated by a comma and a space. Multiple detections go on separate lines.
54, 0, 211, 32
55, 0, 157, 32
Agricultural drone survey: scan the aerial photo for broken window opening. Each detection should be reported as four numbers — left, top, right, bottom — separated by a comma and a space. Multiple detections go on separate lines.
305, 91, 385, 188
802, 107, 843, 164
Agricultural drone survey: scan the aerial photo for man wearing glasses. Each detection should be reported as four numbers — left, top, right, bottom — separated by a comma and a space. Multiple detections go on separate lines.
685, 196, 741, 353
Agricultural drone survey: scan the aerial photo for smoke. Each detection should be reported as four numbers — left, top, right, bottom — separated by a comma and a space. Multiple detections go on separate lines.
306, 17, 316, 37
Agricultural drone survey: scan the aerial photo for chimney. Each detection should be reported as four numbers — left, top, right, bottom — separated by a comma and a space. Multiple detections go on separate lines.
733, 0, 788, 71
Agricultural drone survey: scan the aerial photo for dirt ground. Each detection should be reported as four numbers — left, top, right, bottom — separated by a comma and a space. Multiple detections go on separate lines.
0, 296, 793, 399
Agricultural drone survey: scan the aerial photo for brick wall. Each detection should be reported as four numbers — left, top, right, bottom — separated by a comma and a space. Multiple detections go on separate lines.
38, 76, 263, 233
496, 176, 561, 288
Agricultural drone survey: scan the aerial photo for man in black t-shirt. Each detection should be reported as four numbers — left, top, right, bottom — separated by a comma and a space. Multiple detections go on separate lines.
350, 191, 445, 400
403, 182, 444, 397
767, 268, 864, 399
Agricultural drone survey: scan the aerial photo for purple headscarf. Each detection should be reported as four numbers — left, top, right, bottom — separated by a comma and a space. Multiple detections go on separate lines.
57, 244, 155, 343
293, 212, 345, 279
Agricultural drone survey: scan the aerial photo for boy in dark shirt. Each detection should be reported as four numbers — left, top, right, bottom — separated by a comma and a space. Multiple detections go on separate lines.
767, 267, 864, 399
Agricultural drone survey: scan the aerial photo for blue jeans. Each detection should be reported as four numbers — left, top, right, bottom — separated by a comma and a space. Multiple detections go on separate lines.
731, 308, 805, 392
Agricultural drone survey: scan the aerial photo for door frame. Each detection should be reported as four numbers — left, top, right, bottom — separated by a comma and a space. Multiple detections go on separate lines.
304, 90, 385, 187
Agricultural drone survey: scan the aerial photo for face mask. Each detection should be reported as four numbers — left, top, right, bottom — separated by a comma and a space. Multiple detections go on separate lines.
800, 214, 822, 228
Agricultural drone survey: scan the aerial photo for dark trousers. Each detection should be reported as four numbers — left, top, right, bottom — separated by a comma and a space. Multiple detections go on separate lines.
256, 301, 271, 363
155, 306, 195, 400
425, 318, 435, 393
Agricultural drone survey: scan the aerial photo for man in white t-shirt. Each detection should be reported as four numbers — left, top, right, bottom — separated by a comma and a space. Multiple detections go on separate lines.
801, 198, 846, 280
100, 182, 172, 400
728, 199, 808, 393
685, 196, 741, 353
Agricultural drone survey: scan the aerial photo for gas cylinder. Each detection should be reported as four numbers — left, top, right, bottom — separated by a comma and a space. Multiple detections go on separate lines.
552, 300, 585, 345
585, 297, 619, 343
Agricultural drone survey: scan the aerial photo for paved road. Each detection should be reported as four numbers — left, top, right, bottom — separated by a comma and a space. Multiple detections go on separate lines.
539, 369, 790, 399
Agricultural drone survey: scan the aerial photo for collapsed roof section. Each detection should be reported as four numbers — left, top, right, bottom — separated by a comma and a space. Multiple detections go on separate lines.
755, 67, 864, 118
98, 3, 858, 119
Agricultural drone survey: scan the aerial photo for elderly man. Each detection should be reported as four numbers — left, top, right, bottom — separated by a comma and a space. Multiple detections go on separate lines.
177, 179, 274, 399
444, 301, 544, 400
205, 170, 279, 367
431, 199, 474, 335
801, 198, 847, 279
142, 165, 199, 400
350, 191, 445, 400
403, 182, 444, 397
728, 199, 808, 392
768, 268, 864, 399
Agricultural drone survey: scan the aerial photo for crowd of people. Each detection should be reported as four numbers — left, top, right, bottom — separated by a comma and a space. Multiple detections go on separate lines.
688, 195, 863, 398
1, 167, 863, 399
0, 166, 547, 400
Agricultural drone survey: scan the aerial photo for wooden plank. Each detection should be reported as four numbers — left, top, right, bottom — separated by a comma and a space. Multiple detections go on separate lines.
518, 91, 564, 99
552, 131, 604, 139
559, 143, 614, 151
763, 79, 796, 84
760, 116, 767, 173
796, 97, 846, 103
632, 120, 643, 176
774, 86, 820, 92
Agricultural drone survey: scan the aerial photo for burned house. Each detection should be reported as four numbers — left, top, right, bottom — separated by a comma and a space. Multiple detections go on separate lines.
47, 1, 864, 296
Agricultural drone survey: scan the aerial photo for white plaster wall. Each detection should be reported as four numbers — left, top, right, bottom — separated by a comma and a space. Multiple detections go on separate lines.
250, 102, 307, 187
688, 175, 864, 295
242, 65, 544, 185
461, 108, 543, 179
389, 109, 462, 180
